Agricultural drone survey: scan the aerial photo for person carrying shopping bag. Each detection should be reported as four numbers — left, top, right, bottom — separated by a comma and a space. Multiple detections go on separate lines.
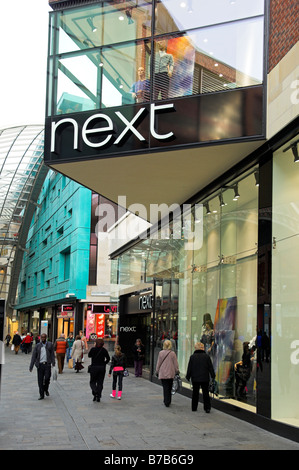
109, 345, 127, 400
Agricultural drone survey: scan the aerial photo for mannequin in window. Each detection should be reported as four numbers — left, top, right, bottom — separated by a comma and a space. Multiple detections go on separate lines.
154, 40, 174, 100
130, 66, 150, 103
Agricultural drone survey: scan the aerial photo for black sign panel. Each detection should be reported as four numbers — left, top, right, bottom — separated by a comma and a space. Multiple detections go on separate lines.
44, 86, 264, 165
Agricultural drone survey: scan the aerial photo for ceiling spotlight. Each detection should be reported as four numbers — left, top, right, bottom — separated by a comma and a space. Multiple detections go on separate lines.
219, 193, 225, 207
116, 77, 123, 89
292, 144, 299, 163
233, 184, 240, 201
125, 8, 134, 24
204, 202, 211, 215
283, 139, 299, 163
87, 17, 97, 32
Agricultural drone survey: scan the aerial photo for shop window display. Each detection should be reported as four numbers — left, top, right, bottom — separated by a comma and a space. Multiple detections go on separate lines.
112, 168, 259, 410
272, 135, 299, 427
47, 0, 264, 116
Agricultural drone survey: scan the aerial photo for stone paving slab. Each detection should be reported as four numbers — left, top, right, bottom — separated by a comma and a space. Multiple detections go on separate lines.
1, 347, 299, 452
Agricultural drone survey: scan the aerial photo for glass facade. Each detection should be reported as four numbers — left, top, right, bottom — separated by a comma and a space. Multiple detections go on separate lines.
47, 0, 265, 116
272, 134, 299, 427
113, 168, 259, 410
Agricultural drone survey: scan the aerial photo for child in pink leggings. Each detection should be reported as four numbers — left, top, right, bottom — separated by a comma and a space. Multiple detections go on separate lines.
108, 345, 127, 400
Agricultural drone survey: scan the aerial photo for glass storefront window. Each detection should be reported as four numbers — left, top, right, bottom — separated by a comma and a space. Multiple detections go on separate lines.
155, 0, 264, 35
114, 168, 259, 410
272, 135, 299, 427
101, 40, 151, 107
153, 17, 263, 100
56, 51, 99, 114
47, 1, 265, 116
54, 1, 152, 54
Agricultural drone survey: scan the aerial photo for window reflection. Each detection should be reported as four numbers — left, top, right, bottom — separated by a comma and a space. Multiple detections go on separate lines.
56, 1, 152, 54
155, 0, 264, 35
101, 40, 151, 107
153, 18, 263, 101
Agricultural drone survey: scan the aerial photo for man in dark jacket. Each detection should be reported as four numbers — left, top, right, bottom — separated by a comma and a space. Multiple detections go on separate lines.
12, 332, 22, 354
186, 342, 215, 413
29, 333, 55, 400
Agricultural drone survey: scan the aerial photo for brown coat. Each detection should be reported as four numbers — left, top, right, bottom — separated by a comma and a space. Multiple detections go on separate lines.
156, 349, 179, 379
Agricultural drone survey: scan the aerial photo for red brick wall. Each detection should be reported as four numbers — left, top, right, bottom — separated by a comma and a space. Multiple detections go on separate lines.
268, 0, 299, 72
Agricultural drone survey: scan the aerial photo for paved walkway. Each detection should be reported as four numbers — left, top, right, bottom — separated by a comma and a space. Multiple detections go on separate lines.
1, 346, 299, 452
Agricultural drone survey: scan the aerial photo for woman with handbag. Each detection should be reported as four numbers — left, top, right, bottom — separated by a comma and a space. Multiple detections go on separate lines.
88, 338, 110, 402
155, 339, 179, 407
108, 345, 127, 400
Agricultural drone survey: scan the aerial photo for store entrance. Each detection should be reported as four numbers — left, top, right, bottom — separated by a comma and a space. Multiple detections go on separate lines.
57, 317, 74, 337
118, 312, 152, 372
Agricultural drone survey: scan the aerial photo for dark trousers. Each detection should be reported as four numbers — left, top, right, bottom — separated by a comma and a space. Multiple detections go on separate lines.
134, 360, 143, 377
161, 378, 173, 407
37, 363, 51, 398
112, 372, 123, 391
89, 365, 106, 398
192, 381, 210, 411
56, 353, 65, 373
154, 72, 170, 100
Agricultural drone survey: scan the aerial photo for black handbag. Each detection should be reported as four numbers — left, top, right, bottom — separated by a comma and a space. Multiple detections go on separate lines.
208, 378, 219, 396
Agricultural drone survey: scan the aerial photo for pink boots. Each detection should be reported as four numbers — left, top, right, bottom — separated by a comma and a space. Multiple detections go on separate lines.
110, 390, 122, 399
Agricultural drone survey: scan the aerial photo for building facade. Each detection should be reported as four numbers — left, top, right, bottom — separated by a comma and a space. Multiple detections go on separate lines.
45, 0, 299, 440
15, 170, 92, 339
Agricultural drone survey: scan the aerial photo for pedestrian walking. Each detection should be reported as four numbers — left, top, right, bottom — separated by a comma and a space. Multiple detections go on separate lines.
155, 339, 179, 407
132, 338, 145, 377
12, 331, 22, 354
66, 332, 74, 365
186, 342, 216, 413
72, 335, 84, 372
109, 345, 127, 400
54, 333, 68, 373
5, 334, 11, 347
29, 333, 55, 400
88, 338, 110, 402
22, 332, 32, 354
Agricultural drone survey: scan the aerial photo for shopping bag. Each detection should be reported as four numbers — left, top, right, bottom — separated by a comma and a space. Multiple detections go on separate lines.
52, 366, 58, 381
171, 374, 182, 395
68, 358, 73, 369
11, 344, 14, 351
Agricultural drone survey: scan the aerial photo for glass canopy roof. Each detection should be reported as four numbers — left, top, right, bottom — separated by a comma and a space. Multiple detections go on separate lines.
0, 125, 48, 316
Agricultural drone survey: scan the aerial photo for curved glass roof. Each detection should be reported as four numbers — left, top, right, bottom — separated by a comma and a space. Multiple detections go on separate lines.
0, 125, 48, 316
